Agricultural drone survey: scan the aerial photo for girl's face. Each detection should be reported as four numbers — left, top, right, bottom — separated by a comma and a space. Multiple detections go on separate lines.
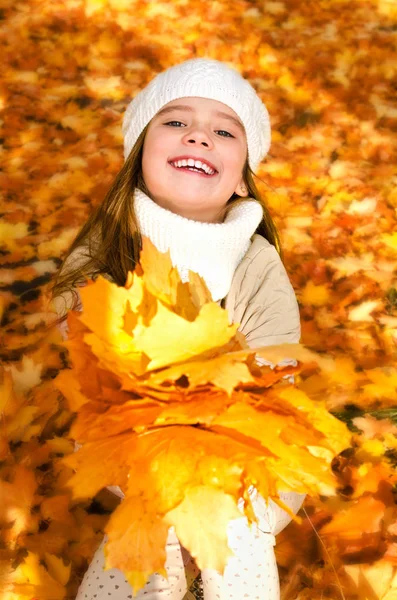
141, 97, 249, 223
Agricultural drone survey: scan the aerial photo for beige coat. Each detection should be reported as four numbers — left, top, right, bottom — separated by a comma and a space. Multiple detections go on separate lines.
224, 233, 301, 348
54, 233, 301, 348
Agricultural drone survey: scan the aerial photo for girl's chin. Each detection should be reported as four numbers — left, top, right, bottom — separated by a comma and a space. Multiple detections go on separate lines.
156, 194, 225, 211
169, 194, 222, 206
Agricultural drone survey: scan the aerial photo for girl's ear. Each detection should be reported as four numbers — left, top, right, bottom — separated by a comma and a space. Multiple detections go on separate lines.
235, 178, 249, 197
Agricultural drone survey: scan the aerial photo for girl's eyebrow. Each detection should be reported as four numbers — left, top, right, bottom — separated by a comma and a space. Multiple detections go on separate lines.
155, 104, 245, 132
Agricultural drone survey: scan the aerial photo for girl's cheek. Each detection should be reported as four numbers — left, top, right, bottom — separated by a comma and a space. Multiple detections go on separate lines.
227, 154, 245, 173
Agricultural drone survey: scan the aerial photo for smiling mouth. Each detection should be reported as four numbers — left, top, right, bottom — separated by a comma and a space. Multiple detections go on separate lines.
168, 162, 217, 178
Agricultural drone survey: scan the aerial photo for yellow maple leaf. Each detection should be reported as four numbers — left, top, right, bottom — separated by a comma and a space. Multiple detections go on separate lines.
121, 427, 251, 512
54, 368, 90, 412
0, 222, 29, 249
138, 237, 212, 318
320, 496, 385, 538
345, 560, 395, 600
362, 368, 397, 404
44, 553, 71, 586
10, 552, 66, 600
131, 301, 238, 371
76, 272, 237, 374
95, 427, 269, 591
77, 276, 145, 368
211, 403, 339, 495
0, 368, 38, 452
381, 232, 397, 254
104, 494, 169, 595
63, 434, 137, 499
154, 392, 230, 427
165, 485, 242, 573
351, 462, 397, 497
70, 399, 162, 442
278, 387, 352, 454
0, 466, 38, 543
299, 280, 331, 307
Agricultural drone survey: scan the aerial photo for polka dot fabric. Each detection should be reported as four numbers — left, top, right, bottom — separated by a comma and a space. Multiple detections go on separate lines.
76, 528, 187, 600
201, 518, 279, 600
75, 490, 305, 600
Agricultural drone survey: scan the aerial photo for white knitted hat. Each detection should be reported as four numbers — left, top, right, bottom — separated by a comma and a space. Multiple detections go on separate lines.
122, 57, 271, 172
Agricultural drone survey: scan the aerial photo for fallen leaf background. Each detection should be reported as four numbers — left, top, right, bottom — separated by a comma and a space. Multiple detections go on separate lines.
1, 0, 397, 598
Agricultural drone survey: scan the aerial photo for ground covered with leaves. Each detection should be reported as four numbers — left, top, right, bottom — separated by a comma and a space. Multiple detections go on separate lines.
1, 0, 397, 598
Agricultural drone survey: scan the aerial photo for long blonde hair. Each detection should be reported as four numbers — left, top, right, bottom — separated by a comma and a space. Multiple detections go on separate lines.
48, 124, 283, 319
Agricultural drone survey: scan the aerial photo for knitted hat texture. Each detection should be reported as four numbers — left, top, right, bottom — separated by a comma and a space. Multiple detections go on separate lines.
122, 57, 271, 172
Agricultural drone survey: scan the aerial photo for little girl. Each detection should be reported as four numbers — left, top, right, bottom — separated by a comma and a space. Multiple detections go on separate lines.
51, 57, 306, 600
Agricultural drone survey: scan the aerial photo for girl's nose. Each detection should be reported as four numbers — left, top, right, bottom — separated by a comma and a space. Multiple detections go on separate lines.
182, 128, 214, 149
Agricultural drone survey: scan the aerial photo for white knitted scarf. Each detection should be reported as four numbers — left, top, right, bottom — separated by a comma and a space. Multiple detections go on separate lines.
133, 188, 264, 301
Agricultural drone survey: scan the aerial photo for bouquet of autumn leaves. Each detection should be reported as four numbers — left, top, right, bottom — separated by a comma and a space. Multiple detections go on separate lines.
54, 238, 352, 595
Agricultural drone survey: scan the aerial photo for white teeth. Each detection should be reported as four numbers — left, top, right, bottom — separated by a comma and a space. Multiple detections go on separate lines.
172, 159, 215, 175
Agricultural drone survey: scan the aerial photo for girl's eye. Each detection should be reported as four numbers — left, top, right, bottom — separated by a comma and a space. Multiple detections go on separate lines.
165, 121, 185, 127
164, 121, 234, 138
217, 130, 234, 138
